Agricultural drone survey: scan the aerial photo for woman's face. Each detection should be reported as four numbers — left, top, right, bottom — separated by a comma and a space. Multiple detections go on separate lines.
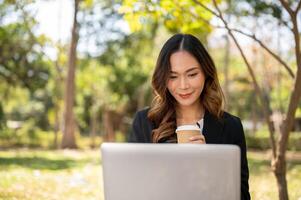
167, 51, 205, 108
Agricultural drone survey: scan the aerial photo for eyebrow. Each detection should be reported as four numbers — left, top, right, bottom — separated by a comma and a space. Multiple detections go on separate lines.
170, 67, 200, 74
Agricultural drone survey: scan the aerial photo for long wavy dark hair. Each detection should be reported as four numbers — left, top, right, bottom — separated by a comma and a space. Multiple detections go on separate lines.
147, 33, 224, 143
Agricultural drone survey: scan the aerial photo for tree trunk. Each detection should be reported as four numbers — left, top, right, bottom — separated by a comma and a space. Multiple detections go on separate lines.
61, 0, 79, 149
273, 155, 289, 200
90, 106, 97, 148
53, 105, 59, 148
272, 5, 301, 198
273, 69, 301, 200
103, 109, 115, 142
275, 173, 289, 200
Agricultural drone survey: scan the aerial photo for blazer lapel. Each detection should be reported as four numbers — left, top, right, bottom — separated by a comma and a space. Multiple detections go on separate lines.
202, 110, 224, 144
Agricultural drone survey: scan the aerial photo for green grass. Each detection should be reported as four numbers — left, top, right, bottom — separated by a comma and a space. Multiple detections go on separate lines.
0, 149, 103, 200
0, 149, 300, 200
248, 150, 301, 200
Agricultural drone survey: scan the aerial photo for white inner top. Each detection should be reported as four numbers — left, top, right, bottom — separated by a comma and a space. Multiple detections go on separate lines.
197, 118, 204, 133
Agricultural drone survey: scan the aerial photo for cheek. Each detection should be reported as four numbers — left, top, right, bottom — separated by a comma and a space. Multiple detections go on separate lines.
193, 76, 205, 88
167, 80, 175, 92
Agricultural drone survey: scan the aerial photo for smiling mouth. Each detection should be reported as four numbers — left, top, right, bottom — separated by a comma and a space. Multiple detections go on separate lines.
179, 92, 193, 98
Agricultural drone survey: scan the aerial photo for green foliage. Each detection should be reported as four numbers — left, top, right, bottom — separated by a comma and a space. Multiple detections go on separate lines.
0, 1, 50, 92
74, 30, 156, 132
1, 0, 298, 149
246, 135, 271, 150
0, 125, 104, 149
232, 0, 283, 19
0, 127, 14, 142
120, 0, 213, 39
0, 23, 50, 91
75, 59, 110, 132
98, 32, 154, 109
288, 134, 301, 151
246, 131, 301, 151
0, 119, 44, 148
2, 85, 53, 131
115, 131, 126, 142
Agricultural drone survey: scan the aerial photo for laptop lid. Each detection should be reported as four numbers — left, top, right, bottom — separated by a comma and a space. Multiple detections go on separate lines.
101, 143, 240, 200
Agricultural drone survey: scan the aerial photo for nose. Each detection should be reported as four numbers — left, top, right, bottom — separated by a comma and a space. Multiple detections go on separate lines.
179, 76, 189, 90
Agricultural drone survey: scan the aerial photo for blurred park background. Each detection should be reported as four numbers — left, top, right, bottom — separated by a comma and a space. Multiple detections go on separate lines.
0, 0, 301, 199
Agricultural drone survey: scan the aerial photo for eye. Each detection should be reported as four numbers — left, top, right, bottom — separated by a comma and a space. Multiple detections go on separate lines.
169, 75, 177, 79
188, 73, 198, 77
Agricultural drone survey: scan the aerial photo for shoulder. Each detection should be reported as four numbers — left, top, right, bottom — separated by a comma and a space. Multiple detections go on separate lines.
205, 110, 242, 128
131, 107, 153, 143
203, 110, 244, 144
221, 111, 242, 127
221, 111, 245, 142
134, 107, 150, 120
205, 110, 242, 127
220, 111, 244, 136
133, 107, 154, 129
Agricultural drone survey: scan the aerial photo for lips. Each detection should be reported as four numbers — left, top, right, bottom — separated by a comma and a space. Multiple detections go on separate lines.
179, 92, 193, 99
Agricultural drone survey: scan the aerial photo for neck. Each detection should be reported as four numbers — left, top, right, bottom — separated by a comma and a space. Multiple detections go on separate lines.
176, 103, 204, 125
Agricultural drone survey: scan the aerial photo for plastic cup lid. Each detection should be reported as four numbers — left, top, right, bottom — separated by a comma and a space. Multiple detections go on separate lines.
175, 124, 200, 133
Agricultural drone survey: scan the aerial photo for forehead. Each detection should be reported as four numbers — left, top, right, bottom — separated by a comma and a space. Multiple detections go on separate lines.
169, 51, 200, 73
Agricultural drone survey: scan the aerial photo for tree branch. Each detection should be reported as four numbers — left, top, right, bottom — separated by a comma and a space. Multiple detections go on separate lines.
212, 0, 277, 158
192, 0, 220, 18
291, 18, 301, 70
186, 6, 215, 28
230, 28, 295, 78
189, 10, 295, 79
279, 0, 301, 70
296, 0, 301, 13
279, 0, 293, 15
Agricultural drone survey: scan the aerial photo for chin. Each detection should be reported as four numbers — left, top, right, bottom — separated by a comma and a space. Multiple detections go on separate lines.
177, 100, 195, 107
176, 97, 199, 107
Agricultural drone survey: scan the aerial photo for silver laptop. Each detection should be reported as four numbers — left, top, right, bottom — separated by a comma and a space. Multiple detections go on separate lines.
101, 143, 240, 200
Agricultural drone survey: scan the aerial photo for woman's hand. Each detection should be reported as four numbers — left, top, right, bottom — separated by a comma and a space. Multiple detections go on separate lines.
189, 134, 206, 144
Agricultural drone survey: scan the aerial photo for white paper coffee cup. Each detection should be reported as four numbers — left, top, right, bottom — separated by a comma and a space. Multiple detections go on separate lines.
176, 125, 201, 143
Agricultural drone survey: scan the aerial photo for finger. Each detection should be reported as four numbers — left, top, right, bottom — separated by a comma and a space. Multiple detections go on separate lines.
189, 136, 206, 144
189, 140, 206, 144
189, 135, 205, 141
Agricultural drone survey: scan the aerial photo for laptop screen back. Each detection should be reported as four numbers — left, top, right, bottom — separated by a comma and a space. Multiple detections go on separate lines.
101, 143, 240, 200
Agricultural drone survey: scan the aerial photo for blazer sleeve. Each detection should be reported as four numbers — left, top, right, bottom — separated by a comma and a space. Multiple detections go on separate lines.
233, 117, 251, 200
128, 111, 141, 142
128, 109, 152, 143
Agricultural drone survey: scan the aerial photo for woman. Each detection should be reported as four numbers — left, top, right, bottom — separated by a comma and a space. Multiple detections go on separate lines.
129, 33, 250, 200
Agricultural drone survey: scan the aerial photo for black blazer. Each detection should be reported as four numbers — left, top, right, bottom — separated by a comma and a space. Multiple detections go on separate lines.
129, 107, 251, 200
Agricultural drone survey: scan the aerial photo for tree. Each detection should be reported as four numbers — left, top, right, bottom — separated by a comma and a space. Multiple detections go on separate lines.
121, 0, 301, 199
0, 1, 49, 92
97, 32, 155, 141
61, 0, 80, 149
61, 0, 134, 146
198, 1, 300, 199
0, 0, 51, 141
